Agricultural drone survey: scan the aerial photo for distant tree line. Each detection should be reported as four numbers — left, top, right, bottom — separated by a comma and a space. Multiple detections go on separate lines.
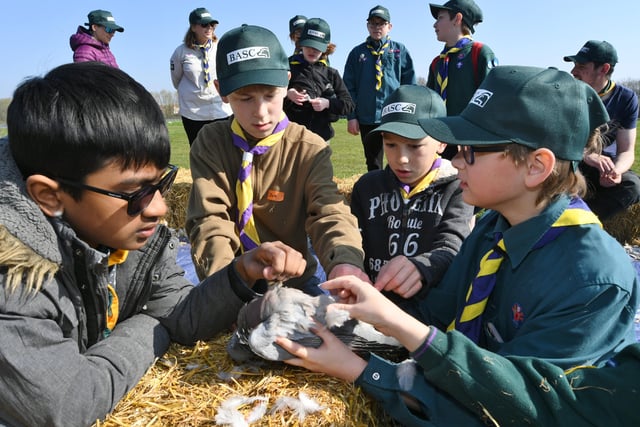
3, 78, 640, 124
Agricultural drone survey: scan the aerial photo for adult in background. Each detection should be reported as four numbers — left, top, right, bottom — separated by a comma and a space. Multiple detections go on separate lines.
170, 7, 231, 146
343, 5, 416, 171
564, 40, 640, 219
69, 10, 123, 67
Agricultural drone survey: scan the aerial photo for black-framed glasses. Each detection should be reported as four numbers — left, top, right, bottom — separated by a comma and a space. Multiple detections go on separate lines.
460, 145, 512, 165
56, 164, 178, 216
200, 22, 216, 28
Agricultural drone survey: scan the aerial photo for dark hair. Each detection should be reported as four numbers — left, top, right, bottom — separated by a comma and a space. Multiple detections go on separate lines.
8, 62, 170, 191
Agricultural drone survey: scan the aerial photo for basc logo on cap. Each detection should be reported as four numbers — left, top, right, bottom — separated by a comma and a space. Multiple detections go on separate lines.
469, 89, 493, 107
381, 102, 416, 117
307, 29, 326, 39
227, 46, 270, 65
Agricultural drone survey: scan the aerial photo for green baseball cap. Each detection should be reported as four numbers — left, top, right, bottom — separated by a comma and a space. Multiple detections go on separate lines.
216, 24, 289, 97
289, 15, 307, 33
299, 18, 331, 52
563, 40, 618, 65
189, 8, 218, 25
429, 0, 483, 33
86, 10, 124, 32
368, 5, 391, 22
417, 66, 609, 162
369, 85, 446, 140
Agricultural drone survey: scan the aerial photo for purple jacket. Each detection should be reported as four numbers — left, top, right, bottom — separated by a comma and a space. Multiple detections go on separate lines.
69, 26, 119, 68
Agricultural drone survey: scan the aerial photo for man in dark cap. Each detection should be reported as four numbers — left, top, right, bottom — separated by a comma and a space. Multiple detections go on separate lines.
564, 40, 640, 219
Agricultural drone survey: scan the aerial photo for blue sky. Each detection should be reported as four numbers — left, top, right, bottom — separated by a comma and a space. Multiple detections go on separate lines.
1, 0, 639, 98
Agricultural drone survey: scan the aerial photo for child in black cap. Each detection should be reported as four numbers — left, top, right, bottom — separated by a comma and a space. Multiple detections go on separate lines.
427, 0, 498, 159
285, 18, 354, 141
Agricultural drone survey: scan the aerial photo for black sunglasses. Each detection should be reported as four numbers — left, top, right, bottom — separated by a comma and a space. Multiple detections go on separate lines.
200, 22, 217, 28
460, 144, 512, 165
102, 25, 117, 34
56, 164, 178, 216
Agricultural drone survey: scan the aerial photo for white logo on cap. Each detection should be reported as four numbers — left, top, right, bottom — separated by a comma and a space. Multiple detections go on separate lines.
381, 102, 416, 116
106, 17, 115, 22
227, 46, 271, 65
371, 9, 386, 15
580, 46, 590, 54
201, 12, 212, 18
293, 18, 305, 26
469, 89, 493, 107
307, 29, 326, 39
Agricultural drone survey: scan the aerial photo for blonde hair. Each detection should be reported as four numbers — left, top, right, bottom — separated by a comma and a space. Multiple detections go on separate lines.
184, 26, 218, 49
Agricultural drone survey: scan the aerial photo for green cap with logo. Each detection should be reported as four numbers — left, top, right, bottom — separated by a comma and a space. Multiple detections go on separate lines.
368, 5, 391, 22
563, 40, 618, 65
86, 10, 124, 32
417, 66, 609, 162
216, 24, 289, 97
189, 7, 219, 25
429, 0, 483, 33
289, 15, 307, 34
369, 85, 446, 140
299, 18, 331, 52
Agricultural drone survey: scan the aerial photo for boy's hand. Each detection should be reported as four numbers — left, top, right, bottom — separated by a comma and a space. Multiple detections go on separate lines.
347, 119, 360, 135
287, 88, 310, 105
309, 97, 329, 111
321, 276, 430, 351
276, 323, 368, 382
374, 256, 423, 298
328, 263, 371, 283
235, 241, 306, 284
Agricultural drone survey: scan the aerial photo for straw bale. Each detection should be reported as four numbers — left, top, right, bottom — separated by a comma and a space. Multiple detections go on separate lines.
96, 333, 398, 426
164, 169, 193, 230
602, 203, 640, 245
333, 175, 361, 205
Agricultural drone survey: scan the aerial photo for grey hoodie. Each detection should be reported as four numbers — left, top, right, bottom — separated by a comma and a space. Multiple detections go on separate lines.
0, 138, 254, 426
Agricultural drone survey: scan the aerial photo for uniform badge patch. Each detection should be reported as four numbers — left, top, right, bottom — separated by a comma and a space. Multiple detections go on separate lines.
511, 303, 525, 328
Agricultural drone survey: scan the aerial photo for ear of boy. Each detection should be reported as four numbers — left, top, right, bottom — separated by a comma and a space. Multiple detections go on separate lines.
524, 148, 555, 189
25, 175, 65, 218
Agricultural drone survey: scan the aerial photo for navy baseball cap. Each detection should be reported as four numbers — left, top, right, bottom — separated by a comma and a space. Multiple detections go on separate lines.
563, 40, 618, 65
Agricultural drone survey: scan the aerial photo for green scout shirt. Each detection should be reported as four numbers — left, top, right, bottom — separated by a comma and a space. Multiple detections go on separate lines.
427, 41, 497, 116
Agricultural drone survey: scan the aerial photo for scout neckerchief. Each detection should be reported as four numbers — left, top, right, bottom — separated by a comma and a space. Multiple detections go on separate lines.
367, 36, 390, 91
231, 114, 289, 252
290, 53, 329, 67
197, 39, 212, 87
446, 197, 601, 343
104, 249, 128, 337
598, 80, 616, 98
399, 156, 441, 200
436, 36, 473, 104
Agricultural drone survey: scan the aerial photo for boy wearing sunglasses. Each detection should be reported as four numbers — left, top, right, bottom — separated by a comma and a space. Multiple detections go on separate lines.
0, 62, 307, 426
70, 9, 123, 68
277, 66, 639, 426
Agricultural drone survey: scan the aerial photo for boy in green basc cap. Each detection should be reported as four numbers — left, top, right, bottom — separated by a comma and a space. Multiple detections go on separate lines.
277, 66, 639, 426
187, 25, 368, 297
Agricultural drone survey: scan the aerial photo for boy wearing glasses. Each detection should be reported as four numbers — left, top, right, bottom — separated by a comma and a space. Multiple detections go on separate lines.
343, 5, 416, 171
277, 66, 639, 426
0, 62, 307, 426
186, 25, 367, 296
70, 9, 123, 67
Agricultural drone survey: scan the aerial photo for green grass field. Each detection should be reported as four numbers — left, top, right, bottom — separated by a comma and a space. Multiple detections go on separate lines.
1, 120, 638, 176
168, 119, 369, 178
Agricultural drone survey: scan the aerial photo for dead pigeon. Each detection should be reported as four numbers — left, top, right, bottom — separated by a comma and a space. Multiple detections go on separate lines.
227, 284, 407, 362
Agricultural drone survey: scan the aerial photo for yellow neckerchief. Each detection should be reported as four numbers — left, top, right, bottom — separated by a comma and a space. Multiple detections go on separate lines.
105, 249, 128, 336
231, 114, 289, 251
599, 80, 616, 98
435, 35, 473, 103
399, 156, 441, 199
